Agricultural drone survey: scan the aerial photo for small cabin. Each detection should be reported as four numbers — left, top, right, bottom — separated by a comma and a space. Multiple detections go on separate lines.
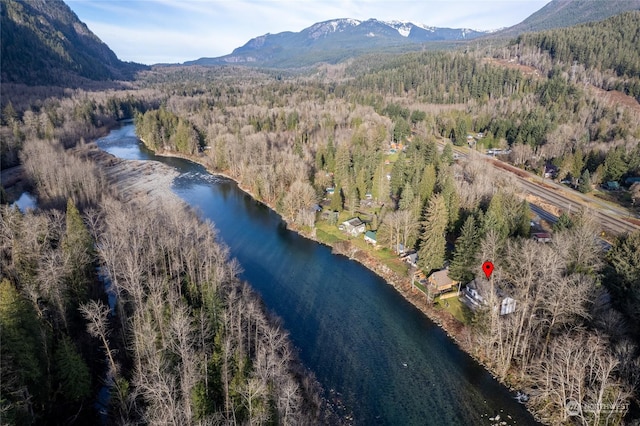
463, 280, 517, 315
364, 230, 377, 246
427, 269, 458, 294
532, 232, 552, 243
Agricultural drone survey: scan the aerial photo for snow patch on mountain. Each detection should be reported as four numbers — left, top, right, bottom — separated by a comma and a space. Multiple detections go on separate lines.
383, 20, 440, 36
386, 20, 413, 37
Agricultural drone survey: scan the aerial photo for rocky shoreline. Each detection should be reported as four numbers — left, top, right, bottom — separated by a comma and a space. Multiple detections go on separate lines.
82, 144, 181, 208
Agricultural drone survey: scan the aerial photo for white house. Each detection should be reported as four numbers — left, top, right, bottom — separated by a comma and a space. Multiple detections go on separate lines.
462, 279, 517, 315
342, 218, 366, 237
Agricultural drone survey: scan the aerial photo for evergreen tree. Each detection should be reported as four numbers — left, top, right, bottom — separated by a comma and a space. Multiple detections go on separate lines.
448, 216, 479, 283
392, 118, 411, 142
553, 211, 574, 232
605, 230, 640, 333
484, 191, 507, 238
330, 184, 344, 212
603, 147, 627, 182
418, 164, 436, 204
418, 194, 448, 274
423, 140, 439, 166
515, 200, 532, 238
570, 149, 584, 185
54, 336, 91, 402
355, 168, 368, 201
62, 198, 94, 306
578, 169, 592, 193
390, 155, 406, 198
437, 167, 459, 230
325, 138, 336, 172
441, 142, 454, 165
0, 279, 46, 423
453, 117, 468, 146
399, 182, 414, 211
372, 161, 389, 202
334, 143, 352, 188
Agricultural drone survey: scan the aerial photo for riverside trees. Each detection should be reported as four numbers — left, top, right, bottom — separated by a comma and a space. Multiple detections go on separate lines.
1, 109, 324, 424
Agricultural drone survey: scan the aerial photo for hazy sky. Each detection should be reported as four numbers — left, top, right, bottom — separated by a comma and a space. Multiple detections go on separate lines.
66, 0, 551, 65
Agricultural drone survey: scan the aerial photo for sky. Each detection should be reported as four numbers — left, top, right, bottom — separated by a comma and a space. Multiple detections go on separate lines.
66, 0, 551, 65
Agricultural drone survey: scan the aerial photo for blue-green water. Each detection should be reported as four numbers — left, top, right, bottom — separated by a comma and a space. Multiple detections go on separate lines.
97, 124, 538, 425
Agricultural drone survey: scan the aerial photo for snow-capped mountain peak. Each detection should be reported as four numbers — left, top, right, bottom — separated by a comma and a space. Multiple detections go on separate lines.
307, 18, 361, 39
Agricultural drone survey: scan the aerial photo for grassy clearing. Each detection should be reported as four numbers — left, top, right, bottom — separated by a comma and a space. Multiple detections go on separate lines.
315, 228, 341, 245
434, 296, 473, 325
316, 217, 410, 276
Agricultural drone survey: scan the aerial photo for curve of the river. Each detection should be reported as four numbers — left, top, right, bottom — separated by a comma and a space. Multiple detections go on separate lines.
97, 123, 538, 426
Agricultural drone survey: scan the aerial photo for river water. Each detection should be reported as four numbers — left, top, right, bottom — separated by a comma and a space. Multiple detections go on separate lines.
97, 123, 538, 425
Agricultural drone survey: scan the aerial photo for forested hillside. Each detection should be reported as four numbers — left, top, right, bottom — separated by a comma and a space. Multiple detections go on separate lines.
499, 0, 640, 35
0, 0, 146, 86
512, 11, 640, 101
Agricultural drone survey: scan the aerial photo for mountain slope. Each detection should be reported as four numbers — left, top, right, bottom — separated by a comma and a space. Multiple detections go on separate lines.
499, 0, 640, 36
0, 0, 147, 86
185, 18, 486, 68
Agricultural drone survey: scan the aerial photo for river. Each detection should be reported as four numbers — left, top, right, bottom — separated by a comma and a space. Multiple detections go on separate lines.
97, 123, 538, 425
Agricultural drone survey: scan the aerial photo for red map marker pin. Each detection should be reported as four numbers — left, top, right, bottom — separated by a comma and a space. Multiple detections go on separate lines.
482, 261, 494, 279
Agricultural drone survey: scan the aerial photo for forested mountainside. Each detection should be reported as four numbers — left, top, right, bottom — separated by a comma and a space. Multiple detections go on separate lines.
0, 0, 147, 86
511, 11, 640, 101
498, 0, 640, 35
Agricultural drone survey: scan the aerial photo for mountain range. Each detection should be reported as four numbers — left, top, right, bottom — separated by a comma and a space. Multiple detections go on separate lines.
185, 18, 487, 67
3, 0, 640, 85
187, 0, 640, 68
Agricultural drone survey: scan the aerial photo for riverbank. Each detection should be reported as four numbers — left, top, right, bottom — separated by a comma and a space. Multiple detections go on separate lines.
137, 144, 541, 422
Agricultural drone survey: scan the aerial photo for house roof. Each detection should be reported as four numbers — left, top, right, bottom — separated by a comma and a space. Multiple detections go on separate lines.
428, 269, 456, 287
533, 232, 551, 239
365, 230, 376, 240
344, 218, 363, 227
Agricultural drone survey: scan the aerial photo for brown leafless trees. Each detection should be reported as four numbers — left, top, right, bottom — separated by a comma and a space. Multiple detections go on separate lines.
93, 190, 321, 424
473, 223, 633, 424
